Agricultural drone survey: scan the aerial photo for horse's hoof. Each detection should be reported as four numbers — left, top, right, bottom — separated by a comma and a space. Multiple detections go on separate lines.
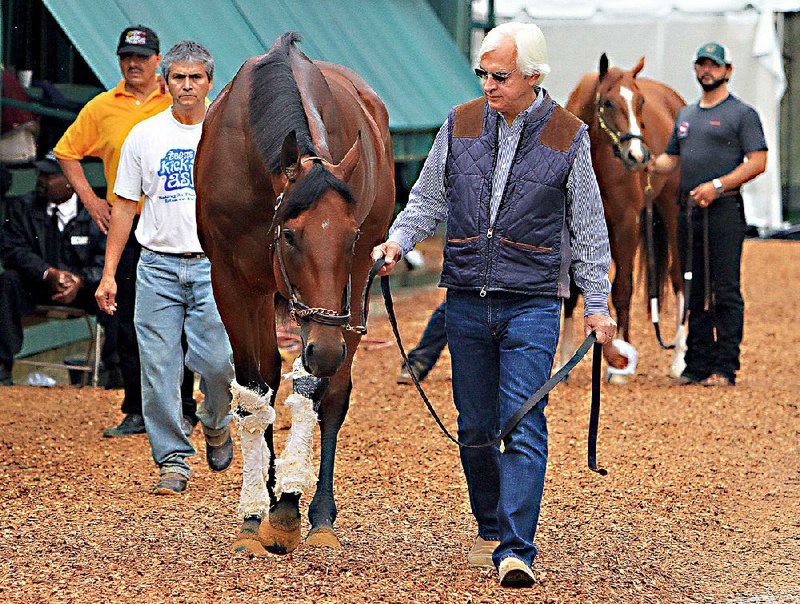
306, 526, 342, 548
607, 373, 630, 385
259, 514, 301, 554
231, 535, 269, 557
232, 519, 269, 557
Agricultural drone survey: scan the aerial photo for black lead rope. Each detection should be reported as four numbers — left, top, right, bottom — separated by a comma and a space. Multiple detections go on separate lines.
372, 258, 606, 474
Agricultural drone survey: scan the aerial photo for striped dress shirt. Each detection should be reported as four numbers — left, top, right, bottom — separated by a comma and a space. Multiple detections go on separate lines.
388, 93, 612, 316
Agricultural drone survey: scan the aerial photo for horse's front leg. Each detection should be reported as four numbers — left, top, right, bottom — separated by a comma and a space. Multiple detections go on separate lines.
605, 217, 638, 383
305, 370, 352, 548
212, 278, 281, 557
259, 358, 327, 554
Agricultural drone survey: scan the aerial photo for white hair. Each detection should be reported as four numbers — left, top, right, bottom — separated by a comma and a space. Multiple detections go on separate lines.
478, 22, 551, 86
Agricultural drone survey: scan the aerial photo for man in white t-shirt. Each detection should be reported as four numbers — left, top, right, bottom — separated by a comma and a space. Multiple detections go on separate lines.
96, 41, 234, 496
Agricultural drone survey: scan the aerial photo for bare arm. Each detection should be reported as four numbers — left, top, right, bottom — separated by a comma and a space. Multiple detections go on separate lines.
58, 158, 111, 234
647, 153, 680, 175
95, 199, 137, 315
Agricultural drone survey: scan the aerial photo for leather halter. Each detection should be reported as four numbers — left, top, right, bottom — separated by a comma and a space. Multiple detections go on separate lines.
271, 157, 368, 335
594, 91, 651, 167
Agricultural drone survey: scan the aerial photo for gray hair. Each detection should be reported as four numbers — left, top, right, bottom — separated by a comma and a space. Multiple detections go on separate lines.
161, 40, 214, 81
478, 22, 551, 86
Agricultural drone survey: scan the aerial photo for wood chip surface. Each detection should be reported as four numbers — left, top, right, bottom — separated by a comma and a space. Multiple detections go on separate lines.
0, 239, 798, 603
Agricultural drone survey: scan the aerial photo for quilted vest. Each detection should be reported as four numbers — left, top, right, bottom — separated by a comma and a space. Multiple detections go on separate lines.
440, 93, 585, 298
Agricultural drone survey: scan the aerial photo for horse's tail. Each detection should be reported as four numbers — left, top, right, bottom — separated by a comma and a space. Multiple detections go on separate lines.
639, 203, 670, 312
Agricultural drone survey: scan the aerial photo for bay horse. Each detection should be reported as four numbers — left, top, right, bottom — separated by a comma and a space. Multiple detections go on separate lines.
563, 54, 687, 382
195, 32, 394, 555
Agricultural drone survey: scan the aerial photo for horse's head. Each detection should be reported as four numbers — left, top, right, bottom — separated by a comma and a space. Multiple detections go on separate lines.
595, 53, 651, 171
271, 131, 362, 377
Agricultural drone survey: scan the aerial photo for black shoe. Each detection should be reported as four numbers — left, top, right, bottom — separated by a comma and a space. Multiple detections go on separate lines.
205, 426, 233, 472
102, 413, 146, 438
397, 360, 427, 385
181, 415, 198, 438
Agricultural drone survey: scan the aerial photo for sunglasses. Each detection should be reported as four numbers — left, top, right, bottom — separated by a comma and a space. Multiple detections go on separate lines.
474, 67, 518, 84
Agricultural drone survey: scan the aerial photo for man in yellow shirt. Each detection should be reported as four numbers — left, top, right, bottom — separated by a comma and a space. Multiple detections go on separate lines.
55, 26, 197, 437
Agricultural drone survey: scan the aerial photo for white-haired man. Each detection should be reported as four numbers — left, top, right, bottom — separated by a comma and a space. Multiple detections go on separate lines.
372, 22, 615, 587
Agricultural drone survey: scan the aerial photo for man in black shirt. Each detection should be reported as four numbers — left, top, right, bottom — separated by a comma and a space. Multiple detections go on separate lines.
649, 42, 767, 387
0, 151, 106, 385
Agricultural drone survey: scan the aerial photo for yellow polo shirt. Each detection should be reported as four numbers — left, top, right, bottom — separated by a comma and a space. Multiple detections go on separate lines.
54, 77, 171, 207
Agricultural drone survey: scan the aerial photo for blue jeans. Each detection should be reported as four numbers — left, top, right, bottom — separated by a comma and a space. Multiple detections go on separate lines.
135, 250, 234, 478
445, 290, 561, 568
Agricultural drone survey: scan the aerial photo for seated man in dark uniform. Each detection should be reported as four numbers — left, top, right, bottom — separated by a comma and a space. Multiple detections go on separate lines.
0, 151, 106, 385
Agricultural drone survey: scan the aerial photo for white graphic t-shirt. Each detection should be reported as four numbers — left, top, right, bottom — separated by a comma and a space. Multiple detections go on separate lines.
114, 108, 204, 253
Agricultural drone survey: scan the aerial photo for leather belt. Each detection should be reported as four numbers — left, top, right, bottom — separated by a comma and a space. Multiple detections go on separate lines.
143, 246, 206, 259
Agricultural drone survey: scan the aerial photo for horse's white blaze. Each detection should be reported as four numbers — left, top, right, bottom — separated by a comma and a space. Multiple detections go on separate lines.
321, 218, 330, 230
620, 86, 645, 162
230, 380, 276, 520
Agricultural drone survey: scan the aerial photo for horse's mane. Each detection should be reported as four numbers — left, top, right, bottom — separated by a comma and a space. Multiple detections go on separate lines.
249, 32, 316, 175
249, 32, 355, 219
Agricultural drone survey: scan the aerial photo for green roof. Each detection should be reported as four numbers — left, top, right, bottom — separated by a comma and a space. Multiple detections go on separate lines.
42, 0, 481, 158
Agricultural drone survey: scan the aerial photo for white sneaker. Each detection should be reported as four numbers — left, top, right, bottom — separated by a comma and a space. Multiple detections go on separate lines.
498, 556, 535, 587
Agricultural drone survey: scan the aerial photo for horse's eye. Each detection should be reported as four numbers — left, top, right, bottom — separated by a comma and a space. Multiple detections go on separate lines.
603, 99, 614, 109
283, 229, 296, 246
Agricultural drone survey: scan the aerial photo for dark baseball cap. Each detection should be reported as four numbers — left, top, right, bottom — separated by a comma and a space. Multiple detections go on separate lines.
33, 150, 63, 175
117, 25, 160, 56
694, 42, 731, 66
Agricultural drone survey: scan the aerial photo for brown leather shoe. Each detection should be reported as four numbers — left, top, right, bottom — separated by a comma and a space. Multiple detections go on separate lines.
468, 536, 500, 568
153, 472, 187, 495
498, 556, 535, 587
701, 373, 735, 387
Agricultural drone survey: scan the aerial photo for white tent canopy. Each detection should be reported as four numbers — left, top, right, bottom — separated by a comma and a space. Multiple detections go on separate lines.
473, 0, 799, 228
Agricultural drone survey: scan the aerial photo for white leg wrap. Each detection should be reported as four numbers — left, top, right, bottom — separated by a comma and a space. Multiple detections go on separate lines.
274, 358, 318, 498
230, 380, 276, 520
606, 339, 639, 378
671, 324, 688, 378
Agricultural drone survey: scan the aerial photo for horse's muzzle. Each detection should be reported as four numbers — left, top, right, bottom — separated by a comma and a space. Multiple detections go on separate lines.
301, 333, 347, 378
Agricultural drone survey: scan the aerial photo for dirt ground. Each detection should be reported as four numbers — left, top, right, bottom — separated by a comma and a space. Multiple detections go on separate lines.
0, 239, 798, 604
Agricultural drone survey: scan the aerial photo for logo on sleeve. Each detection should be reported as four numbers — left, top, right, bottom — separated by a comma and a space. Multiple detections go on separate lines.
677, 121, 689, 138
158, 149, 195, 194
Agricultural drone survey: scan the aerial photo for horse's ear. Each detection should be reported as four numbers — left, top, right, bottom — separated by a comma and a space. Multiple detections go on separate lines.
599, 53, 609, 81
280, 130, 301, 181
332, 130, 362, 183
632, 56, 645, 78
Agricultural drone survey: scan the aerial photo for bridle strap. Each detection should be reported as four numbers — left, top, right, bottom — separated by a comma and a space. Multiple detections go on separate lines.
595, 92, 648, 164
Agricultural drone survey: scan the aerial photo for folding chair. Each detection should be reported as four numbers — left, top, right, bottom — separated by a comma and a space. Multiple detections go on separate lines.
16, 305, 102, 387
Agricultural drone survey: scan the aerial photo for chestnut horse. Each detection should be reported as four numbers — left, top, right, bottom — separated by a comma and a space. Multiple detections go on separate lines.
563, 54, 687, 382
195, 33, 394, 555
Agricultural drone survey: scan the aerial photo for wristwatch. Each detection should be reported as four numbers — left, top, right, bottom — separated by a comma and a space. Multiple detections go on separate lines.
712, 178, 724, 194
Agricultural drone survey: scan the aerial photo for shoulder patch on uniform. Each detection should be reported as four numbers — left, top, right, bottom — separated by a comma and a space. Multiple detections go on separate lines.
538, 106, 584, 153
452, 98, 487, 139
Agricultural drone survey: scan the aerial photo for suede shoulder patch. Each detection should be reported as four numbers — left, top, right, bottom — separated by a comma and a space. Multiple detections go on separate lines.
452, 98, 486, 139
538, 106, 584, 153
